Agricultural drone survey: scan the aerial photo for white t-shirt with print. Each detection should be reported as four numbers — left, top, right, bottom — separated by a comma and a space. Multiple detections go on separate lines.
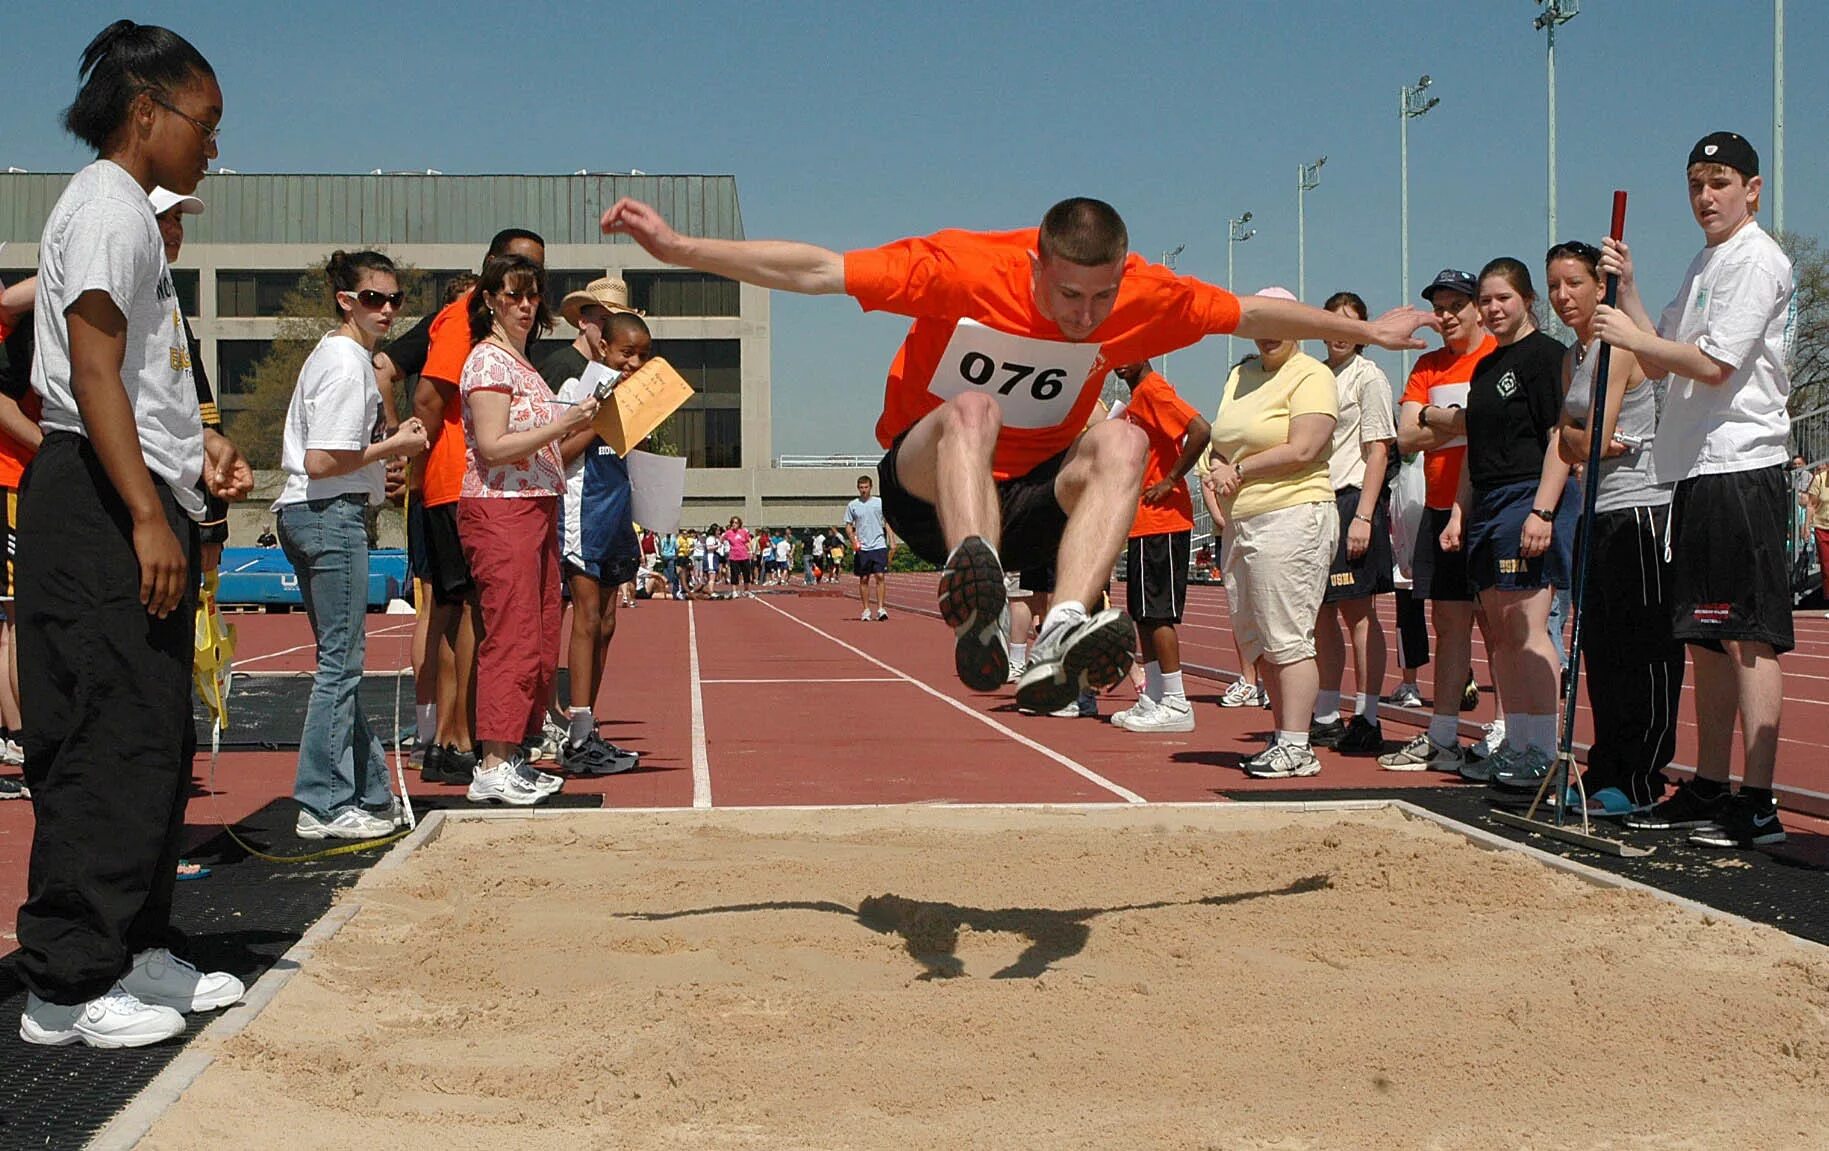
1651, 221, 1793, 481
273, 333, 388, 509
32, 160, 205, 517
1325, 353, 1397, 492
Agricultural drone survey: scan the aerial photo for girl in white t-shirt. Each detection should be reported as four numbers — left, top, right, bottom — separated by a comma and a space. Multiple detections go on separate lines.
273, 250, 427, 840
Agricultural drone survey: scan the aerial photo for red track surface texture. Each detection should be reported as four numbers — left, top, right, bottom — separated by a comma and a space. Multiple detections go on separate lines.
1, 576, 1826, 943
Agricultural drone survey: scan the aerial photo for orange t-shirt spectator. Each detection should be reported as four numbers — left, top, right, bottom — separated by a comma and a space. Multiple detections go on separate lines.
417, 291, 475, 508
1122, 370, 1201, 538
844, 228, 1240, 481
1400, 332, 1497, 510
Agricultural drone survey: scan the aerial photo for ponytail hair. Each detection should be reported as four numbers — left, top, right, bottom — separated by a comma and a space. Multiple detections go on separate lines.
63, 21, 215, 154
326, 250, 397, 320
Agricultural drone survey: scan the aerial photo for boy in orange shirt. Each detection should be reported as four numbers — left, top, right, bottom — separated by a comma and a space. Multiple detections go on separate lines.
601, 196, 1435, 711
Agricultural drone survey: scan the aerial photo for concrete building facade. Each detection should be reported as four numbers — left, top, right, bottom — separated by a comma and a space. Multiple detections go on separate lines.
1, 171, 869, 534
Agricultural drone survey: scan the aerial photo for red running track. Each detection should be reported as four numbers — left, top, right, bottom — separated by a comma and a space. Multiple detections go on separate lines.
2, 582, 1826, 943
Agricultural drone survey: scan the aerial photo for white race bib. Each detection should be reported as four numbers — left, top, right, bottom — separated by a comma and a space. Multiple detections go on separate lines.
928, 320, 1100, 429
1427, 381, 1470, 450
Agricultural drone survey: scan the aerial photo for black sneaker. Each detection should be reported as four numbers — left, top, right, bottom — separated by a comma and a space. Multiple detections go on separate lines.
1333, 716, 1383, 756
0, 775, 27, 800
425, 744, 477, 786
560, 734, 638, 777
1308, 718, 1346, 748
418, 743, 447, 785
1460, 674, 1480, 713
1688, 793, 1786, 848
936, 536, 1010, 692
1623, 779, 1730, 830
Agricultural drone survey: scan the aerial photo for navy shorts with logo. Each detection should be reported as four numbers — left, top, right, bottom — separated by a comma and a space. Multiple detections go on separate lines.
1322, 486, 1393, 603
1465, 479, 1578, 594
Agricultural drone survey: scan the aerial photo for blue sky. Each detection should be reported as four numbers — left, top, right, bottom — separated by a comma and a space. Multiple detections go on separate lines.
5, 1, 1820, 457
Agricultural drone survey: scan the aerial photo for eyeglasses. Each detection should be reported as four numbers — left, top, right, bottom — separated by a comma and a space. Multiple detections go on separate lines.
1547, 240, 1601, 264
340, 289, 405, 309
500, 288, 542, 303
150, 95, 221, 144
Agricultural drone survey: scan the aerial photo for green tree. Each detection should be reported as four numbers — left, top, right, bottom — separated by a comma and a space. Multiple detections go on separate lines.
223, 259, 426, 468
1777, 231, 1827, 415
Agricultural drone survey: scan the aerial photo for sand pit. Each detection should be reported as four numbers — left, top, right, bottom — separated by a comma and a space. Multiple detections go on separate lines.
140, 805, 1829, 1150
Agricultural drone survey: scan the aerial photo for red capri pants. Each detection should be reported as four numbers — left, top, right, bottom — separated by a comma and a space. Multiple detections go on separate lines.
458, 496, 562, 745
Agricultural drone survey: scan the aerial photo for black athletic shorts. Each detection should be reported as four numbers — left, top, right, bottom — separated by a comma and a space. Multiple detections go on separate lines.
877, 433, 1070, 571
416, 501, 474, 606
1410, 506, 1473, 602
1018, 562, 1056, 594
1322, 486, 1393, 603
854, 547, 889, 576
1125, 531, 1190, 624
1669, 466, 1794, 654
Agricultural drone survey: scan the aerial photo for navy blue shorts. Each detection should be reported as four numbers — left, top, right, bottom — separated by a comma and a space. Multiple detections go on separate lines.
564, 553, 640, 587
1466, 479, 1577, 594
854, 547, 889, 576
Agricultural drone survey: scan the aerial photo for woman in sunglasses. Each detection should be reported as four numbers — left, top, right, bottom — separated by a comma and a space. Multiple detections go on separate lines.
274, 250, 428, 839
457, 254, 598, 805
1550, 240, 1681, 815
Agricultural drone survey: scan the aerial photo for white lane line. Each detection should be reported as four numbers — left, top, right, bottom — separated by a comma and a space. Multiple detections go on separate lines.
756, 597, 1147, 805
687, 601, 712, 809
235, 621, 416, 667
701, 677, 905, 684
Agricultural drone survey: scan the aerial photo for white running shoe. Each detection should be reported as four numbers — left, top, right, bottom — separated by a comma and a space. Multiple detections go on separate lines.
861, 610, 872, 622
1218, 680, 1257, 708
120, 948, 245, 1013
1014, 609, 1135, 715
467, 759, 550, 806
1469, 719, 1507, 761
1383, 683, 1425, 710
0, 738, 23, 766
515, 759, 564, 797
1119, 695, 1195, 733
1111, 693, 1160, 727
295, 806, 398, 840
876, 610, 888, 621
1007, 658, 1027, 684
21, 985, 185, 1048
1245, 743, 1322, 779
1377, 733, 1465, 773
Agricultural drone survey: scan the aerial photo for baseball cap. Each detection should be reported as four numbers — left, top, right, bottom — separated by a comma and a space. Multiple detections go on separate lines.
148, 187, 205, 217
1687, 132, 1759, 178
1421, 268, 1477, 303
560, 276, 643, 328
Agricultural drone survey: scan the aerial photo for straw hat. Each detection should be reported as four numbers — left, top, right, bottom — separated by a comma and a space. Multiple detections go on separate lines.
561, 276, 643, 327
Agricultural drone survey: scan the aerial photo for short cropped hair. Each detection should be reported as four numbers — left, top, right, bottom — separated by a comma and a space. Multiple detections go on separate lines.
1037, 198, 1129, 267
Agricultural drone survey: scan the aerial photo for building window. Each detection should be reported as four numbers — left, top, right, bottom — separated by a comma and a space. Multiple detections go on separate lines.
545, 270, 603, 310
410, 269, 474, 315
216, 338, 274, 395
626, 271, 740, 317
171, 268, 200, 317
655, 405, 742, 470
217, 271, 306, 318
654, 339, 740, 395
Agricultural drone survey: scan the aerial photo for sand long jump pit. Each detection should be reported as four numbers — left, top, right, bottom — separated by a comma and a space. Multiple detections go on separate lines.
137, 804, 1828, 1150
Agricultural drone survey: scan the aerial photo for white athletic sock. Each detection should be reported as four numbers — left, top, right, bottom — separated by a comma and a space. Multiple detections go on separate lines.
1314, 689, 1341, 725
1010, 642, 1027, 665
1503, 711, 1525, 751
1160, 669, 1185, 702
1040, 600, 1088, 637
415, 704, 436, 743
1528, 713, 1558, 752
1277, 729, 1310, 749
568, 706, 594, 746
1144, 661, 1164, 701
1356, 693, 1379, 724
1428, 713, 1459, 749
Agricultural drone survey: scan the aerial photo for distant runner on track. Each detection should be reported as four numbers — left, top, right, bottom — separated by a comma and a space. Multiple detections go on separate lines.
601, 196, 1437, 711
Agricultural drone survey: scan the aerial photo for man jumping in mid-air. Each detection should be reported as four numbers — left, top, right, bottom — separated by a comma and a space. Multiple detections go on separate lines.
601, 196, 1436, 712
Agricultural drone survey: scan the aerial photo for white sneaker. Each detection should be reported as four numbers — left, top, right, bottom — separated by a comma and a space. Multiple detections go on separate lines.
1378, 733, 1465, 773
1470, 719, 1507, 761
467, 760, 550, 806
1111, 693, 1160, 727
861, 610, 873, 622
21, 985, 185, 1048
1218, 680, 1257, 708
515, 759, 564, 797
1006, 658, 1027, 684
1014, 608, 1135, 715
120, 948, 246, 1013
1120, 695, 1195, 733
876, 610, 889, 621
296, 807, 397, 840
1255, 685, 1271, 708
0, 739, 22, 766
1245, 743, 1322, 779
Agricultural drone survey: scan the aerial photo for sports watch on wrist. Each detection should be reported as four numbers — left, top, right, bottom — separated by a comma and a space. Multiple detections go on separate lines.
1530, 508, 1555, 522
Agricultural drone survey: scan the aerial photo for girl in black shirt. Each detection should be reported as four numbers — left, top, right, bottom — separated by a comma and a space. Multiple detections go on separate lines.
1440, 258, 1574, 789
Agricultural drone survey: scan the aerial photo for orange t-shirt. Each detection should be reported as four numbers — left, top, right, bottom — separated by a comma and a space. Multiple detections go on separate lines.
1123, 371, 1200, 538
845, 228, 1240, 481
419, 292, 475, 507
1400, 333, 1498, 509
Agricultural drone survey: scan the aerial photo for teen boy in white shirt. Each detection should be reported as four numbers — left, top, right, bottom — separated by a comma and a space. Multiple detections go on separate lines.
1593, 131, 1793, 849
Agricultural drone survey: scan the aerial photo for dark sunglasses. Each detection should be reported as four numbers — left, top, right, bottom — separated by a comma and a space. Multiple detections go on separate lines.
1546, 240, 1601, 264
500, 288, 542, 303
341, 289, 405, 309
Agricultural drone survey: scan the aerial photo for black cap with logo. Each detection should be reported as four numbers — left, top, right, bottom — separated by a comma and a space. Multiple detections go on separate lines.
1421, 268, 1478, 303
1687, 132, 1759, 178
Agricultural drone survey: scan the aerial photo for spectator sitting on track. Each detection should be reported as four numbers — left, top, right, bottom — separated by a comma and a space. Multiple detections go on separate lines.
1200, 287, 1339, 780
274, 250, 428, 840
544, 298, 649, 778
456, 254, 598, 806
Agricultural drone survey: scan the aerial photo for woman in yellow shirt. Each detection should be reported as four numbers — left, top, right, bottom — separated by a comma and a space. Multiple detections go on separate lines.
1200, 288, 1339, 779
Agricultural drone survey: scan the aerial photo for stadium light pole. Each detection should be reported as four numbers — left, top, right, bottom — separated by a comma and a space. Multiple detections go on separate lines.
1400, 75, 1439, 379
1297, 156, 1326, 304
1226, 214, 1255, 367
1160, 243, 1186, 380
1535, 1, 1579, 252
1774, 0, 1785, 235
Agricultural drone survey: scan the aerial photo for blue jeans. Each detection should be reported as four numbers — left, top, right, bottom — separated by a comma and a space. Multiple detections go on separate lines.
278, 495, 392, 821
663, 557, 680, 596
1548, 584, 1571, 669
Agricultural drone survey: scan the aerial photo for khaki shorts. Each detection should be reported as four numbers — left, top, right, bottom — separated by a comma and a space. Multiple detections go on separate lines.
1223, 501, 1338, 667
